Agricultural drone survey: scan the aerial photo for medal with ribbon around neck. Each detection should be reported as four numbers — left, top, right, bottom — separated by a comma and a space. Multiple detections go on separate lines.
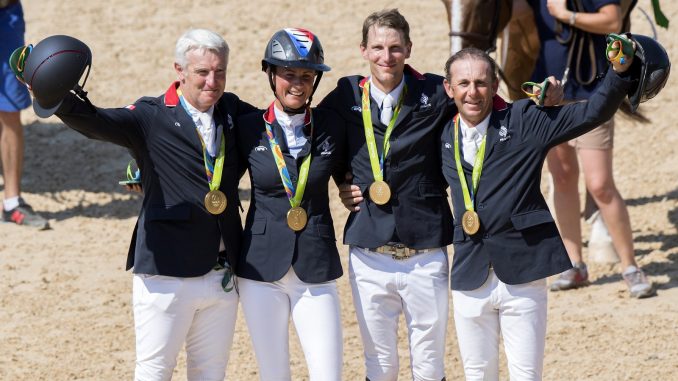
361, 79, 406, 205
265, 103, 314, 231
453, 114, 487, 235
177, 88, 227, 215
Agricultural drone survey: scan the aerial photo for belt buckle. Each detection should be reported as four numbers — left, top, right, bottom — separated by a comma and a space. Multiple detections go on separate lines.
391, 243, 410, 260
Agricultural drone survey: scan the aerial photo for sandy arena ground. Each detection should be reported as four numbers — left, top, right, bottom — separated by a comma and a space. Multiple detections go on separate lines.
1, 1, 677, 380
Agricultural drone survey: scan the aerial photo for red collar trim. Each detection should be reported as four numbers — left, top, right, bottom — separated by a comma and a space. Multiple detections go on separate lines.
262, 101, 311, 125
164, 81, 180, 107
492, 94, 508, 111
404, 64, 425, 80
263, 102, 276, 124
359, 76, 369, 89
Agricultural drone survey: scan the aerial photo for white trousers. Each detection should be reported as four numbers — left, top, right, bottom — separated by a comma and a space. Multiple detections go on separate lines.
452, 270, 548, 381
132, 269, 239, 381
349, 246, 449, 381
238, 268, 343, 381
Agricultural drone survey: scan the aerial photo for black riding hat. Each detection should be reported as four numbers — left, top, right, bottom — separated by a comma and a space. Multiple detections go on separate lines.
261, 28, 330, 114
23, 35, 92, 117
627, 34, 671, 113
261, 28, 330, 73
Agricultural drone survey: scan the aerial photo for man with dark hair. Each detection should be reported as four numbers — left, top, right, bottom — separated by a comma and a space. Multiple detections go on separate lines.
319, 8, 453, 381
440, 41, 637, 379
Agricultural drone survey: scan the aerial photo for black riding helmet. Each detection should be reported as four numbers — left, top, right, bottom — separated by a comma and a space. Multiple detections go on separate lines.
23, 35, 92, 117
261, 28, 330, 114
627, 34, 670, 113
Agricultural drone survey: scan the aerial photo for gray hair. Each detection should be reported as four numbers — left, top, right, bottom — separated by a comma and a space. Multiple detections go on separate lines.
174, 29, 229, 68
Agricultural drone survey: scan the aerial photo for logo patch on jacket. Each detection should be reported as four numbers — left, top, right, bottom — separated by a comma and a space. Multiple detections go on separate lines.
499, 125, 511, 142
227, 114, 234, 130
320, 139, 333, 156
254, 145, 268, 152
420, 94, 431, 109
351, 105, 361, 112
125, 104, 136, 110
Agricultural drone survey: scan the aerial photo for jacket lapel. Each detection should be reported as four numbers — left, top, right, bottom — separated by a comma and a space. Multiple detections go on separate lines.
212, 103, 228, 151
394, 73, 419, 127
483, 108, 511, 160
172, 105, 204, 154
482, 95, 510, 159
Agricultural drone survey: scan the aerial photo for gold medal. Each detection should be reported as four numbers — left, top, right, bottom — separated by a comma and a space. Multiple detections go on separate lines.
204, 190, 227, 215
369, 180, 391, 205
462, 210, 480, 235
286, 206, 308, 231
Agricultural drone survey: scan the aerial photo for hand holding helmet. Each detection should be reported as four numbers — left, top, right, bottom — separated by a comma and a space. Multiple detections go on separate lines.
9, 35, 92, 117
606, 33, 671, 113
606, 33, 635, 73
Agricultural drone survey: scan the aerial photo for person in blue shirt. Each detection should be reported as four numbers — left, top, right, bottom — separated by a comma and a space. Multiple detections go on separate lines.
1, 0, 49, 229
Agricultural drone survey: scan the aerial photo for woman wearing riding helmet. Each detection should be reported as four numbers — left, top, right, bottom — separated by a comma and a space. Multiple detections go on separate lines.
235, 28, 347, 380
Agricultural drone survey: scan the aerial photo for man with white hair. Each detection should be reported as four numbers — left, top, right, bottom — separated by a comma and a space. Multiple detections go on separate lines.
24, 28, 255, 380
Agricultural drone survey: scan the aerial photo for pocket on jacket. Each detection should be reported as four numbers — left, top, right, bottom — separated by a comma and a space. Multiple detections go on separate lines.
250, 219, 267, 235
493, 140, 528, 153
510, 209, 554, 230
147, 205, 190, 221
411, 108, 435, 119
419, 181, 447, 198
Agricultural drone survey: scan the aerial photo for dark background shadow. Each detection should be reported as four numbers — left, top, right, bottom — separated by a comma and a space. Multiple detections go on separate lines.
16, 120, 252, 222
18, 120, 142, 221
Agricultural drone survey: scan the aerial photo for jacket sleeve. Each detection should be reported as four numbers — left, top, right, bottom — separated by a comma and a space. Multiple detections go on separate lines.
329, 111, 350, 187
235, 96, 258, 117
234, 113, 256, 180
317, 77, 355, 116
317, 80, 354, 186
520, 66, 636, 148
55, 92, 144, 149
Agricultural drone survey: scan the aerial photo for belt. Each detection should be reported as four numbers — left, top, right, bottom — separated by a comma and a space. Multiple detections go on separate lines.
370, 243, 434, 260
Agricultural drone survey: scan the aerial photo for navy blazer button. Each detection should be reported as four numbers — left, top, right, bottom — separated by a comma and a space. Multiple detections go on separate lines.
483, 233, 490, 239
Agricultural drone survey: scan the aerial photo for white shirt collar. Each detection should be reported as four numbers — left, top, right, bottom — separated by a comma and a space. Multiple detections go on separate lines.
460, 113, 491, 140
370, 77, 405, 109
273, 106, 307, 159
183, 101, 214, 124
273, 106, 306, 132
183, 101, 218, 155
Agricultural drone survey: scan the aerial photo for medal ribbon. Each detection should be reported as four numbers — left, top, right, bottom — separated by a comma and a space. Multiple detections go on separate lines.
453, 114, 487, 212
176, 89, 225, 192
265, 107, 314, 208
605, 33, 634, 65
521, 79, 550, 106
361, 80, 406, 181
